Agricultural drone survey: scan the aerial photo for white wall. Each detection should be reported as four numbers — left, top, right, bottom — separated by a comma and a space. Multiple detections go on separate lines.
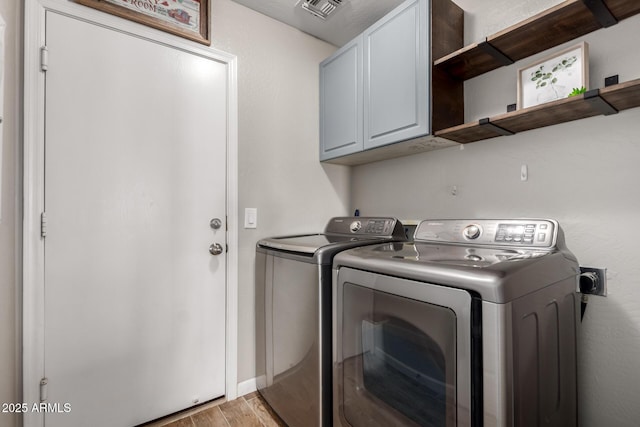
457, 0, 562, 45
351, 2, 640, 426
0, 1, 21, 426
209, 0, 349, 383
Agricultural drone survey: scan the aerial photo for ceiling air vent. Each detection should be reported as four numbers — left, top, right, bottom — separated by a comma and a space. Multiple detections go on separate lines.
298, 0, 343, 20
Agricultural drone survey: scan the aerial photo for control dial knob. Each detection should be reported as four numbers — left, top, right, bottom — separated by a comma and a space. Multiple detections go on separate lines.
463, 224, 482, 240
350, 220, 362, 233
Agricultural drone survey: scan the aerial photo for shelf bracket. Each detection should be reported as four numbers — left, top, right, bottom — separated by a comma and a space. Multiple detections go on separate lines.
605, 75, 619, 87
584, 89, 618, 116
479, 118, 515, 136
582, 0, 618, 28
478, 40, 514, 66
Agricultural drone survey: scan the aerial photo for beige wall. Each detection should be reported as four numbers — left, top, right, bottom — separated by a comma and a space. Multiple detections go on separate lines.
351, 2, 640, 426
209, 0, 348, 383
0, 1, 21, 426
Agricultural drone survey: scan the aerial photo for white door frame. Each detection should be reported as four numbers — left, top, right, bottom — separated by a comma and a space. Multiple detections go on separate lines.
22, 1, 239, 425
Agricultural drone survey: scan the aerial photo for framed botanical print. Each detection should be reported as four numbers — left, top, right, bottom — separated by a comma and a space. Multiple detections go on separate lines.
517, 42, 589, 109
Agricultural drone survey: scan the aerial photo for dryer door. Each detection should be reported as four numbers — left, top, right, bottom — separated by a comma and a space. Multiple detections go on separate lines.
334, 267, 474, 427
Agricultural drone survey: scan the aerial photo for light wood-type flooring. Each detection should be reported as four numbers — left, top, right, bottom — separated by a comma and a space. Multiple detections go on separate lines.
142, 392, 286, 427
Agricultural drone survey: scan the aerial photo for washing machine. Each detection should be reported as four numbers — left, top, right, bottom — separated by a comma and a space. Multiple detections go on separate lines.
255, 217, 406, 427
332, 219, 580, 427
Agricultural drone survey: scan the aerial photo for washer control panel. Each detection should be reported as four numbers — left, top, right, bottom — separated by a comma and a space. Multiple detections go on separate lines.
415, 219, 558, 248
326, 217, 404, 237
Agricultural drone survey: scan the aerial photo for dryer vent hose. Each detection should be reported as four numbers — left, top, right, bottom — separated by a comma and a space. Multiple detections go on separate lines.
580, 294, 588, 321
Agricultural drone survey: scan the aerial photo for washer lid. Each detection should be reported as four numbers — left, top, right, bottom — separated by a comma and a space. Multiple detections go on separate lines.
333, 241, 579, 303
258, 233, 367, 254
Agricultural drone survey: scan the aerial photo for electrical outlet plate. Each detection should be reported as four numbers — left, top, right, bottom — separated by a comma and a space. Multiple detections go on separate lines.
579, 267, 607, 296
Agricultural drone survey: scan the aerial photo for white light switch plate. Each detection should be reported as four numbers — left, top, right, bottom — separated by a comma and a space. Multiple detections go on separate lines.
244, 208, 257, 229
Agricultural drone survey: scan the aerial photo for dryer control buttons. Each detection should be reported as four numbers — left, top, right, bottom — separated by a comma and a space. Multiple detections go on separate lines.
463, 224, 482, 240
350, 220, 362, 233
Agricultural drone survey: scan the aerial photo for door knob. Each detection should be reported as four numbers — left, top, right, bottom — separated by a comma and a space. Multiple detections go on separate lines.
209, 243, 224, 255
210, 218, 222, 230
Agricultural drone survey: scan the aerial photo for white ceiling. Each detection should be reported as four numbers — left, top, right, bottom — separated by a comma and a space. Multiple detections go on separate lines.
231, 0, 405, 47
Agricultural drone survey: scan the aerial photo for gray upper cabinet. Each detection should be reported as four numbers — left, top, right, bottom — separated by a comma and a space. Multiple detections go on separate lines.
319, 36, 363, 162
363, 0, 428, 150
319, 0, 463, 165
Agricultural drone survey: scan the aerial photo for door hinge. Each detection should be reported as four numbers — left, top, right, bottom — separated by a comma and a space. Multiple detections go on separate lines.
40, 46, 49, 72
40, 378, 48, 402
40, 212, 47, 238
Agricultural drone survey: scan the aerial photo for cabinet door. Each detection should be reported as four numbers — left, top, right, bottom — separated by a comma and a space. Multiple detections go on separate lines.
363, 0, 429, 149
319, 36, 363, 161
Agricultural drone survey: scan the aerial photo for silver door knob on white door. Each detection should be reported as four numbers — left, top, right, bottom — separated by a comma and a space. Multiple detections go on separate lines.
209, 243, 224, 255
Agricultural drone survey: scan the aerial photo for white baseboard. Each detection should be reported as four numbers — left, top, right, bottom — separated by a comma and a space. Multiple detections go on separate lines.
237, 377, 257, 397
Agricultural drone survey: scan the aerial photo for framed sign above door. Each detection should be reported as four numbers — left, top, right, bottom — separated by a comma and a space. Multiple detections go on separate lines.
74, 0, 210, 45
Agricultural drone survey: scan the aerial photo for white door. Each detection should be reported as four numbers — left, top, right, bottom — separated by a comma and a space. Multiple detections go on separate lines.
42, 11, 227, 426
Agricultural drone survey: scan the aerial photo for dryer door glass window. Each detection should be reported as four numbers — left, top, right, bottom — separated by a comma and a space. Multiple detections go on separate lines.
340, 282, 457, 427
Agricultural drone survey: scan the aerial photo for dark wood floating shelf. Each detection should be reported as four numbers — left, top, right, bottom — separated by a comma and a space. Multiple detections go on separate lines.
435, 78, 640, 144
434, 0, 640, 81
